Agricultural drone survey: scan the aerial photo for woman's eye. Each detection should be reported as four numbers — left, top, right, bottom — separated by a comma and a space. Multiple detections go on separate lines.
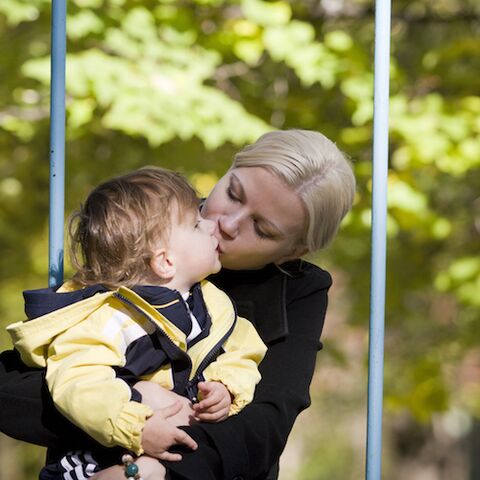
254, 222, 273, 239
227, 186, 240, 203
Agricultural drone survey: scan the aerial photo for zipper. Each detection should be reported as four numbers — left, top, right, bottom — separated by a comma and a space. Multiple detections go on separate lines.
113, 291, 192, 370
115, 289, 238, 403
184, 304, 238, 402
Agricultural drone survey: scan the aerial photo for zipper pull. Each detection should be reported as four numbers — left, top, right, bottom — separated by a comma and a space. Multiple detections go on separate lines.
185, 382, 199, 404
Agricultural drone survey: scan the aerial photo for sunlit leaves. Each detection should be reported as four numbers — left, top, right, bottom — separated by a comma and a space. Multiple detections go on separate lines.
242, 0, 291, 27
263, 20, 342, 88
340, 75, 374, 125
20, 5, 270, 149
435, 257, 480, 307
68, 98, 96, 130
73, 0, 104, 8
67, 10, 104, 40
0, 0, 44, 26
121, 7, 157, 42
324, 31, 354, 52
390, 93, 480, 175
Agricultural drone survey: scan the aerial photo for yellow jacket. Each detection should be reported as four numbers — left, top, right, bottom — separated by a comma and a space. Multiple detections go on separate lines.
7, 280, 266, 455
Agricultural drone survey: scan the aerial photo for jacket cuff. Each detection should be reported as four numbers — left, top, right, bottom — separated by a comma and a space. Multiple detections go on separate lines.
206, 372, 258, 416
226, 384, 253, 416
111, 401, 153, 455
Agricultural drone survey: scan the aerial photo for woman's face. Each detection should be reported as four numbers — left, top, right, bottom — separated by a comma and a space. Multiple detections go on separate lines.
201, 166, 307, 270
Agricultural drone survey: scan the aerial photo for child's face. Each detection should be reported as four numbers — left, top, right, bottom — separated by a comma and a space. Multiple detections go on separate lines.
167, 209, 222, 287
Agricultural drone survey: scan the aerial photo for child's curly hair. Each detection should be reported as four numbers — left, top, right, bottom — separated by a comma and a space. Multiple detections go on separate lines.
69, 167, 199, 289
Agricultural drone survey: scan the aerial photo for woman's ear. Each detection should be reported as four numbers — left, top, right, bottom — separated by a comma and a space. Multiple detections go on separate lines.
274, 245, 309, 266
150, 249, 176, 281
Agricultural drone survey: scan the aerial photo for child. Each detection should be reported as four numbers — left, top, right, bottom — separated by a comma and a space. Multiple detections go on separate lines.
7, 167, 267, 479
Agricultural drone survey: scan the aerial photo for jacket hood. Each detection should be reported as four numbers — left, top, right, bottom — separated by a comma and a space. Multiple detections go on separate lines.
8, 282, 115, 368
24, 283, 109, 320
8, 281, 211, 369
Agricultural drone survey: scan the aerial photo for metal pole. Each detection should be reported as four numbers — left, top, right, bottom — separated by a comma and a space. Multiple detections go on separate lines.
366, 0, 391, 478
48, 0, 66, 287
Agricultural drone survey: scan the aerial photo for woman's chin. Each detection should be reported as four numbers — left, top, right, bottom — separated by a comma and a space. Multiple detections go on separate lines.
220, 255, 266, 271
219, 256, 240, 270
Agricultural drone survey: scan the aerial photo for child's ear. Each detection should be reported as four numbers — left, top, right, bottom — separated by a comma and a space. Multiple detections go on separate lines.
150, 249, 176, 280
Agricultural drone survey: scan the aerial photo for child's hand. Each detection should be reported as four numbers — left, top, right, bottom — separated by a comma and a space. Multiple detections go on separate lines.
192, 381, 232, 422
141, 401, 198, 461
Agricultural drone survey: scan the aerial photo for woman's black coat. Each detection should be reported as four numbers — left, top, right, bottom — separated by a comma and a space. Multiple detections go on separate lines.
0, 260, 331, 480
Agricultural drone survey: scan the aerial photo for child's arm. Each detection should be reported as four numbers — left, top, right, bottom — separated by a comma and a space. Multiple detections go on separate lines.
45, 317, 196, 456
200, 316, 267, 416
47, 348, 150, 454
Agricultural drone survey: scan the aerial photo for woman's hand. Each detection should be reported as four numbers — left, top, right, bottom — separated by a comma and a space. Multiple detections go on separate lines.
192, 381, 232, 422
135, 380, 196, 426
92, 455, 167, 480
142, 401, 198, 461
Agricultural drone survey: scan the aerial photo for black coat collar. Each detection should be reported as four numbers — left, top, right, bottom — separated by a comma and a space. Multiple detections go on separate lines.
209, 261, 304, 344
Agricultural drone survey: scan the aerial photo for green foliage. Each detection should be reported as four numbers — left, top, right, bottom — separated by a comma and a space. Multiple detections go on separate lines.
0, 0, 479, 478
435, 256, 480, 307
18, 6, 271, 149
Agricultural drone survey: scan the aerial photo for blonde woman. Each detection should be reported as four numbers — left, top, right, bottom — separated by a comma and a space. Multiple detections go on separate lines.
0, 130, 355, 480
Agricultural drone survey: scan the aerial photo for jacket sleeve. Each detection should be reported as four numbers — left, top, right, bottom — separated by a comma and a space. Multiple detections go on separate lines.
45, 315, 153, 455
202, 316, 267, 415
167, 269, 330, 480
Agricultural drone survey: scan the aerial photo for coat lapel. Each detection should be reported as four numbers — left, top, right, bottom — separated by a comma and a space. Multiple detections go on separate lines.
209, 264, 289, 344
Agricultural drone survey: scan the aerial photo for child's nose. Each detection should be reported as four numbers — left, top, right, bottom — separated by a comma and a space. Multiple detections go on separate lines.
205, 218, 217, 235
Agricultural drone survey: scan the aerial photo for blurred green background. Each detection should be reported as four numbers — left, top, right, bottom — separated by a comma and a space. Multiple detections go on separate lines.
0, 0, 479, 478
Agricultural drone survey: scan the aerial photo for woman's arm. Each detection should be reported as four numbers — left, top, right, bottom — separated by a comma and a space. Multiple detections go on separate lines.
0, 348, 92, 447
0, 264, 329, 479
45, 322, 154, 454
167, 266, 330, 479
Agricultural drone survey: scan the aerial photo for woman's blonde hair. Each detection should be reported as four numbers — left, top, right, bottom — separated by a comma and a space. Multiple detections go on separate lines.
232, 129, 355, 251
69, 167, 198, 288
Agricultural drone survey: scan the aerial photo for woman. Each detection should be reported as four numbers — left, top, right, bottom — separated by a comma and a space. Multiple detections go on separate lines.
0, 129, 355, 479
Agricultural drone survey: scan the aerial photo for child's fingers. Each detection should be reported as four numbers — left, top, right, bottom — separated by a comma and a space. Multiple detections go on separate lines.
193, 391, 223, 411
196, 381, 210, 397
194, 396, 231, 417
195, 408, 229, 422
194, 399, 225, 414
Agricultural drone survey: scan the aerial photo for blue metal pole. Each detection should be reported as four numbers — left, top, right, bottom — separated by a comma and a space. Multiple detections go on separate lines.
366, 0, 391, 479
48, 0, 66, 287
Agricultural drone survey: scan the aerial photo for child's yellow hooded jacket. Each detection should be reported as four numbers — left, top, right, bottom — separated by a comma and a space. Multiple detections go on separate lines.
7, 280, 266, 455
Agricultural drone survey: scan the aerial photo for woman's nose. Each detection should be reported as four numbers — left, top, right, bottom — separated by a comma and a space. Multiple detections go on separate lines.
218, 212, 242, 239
